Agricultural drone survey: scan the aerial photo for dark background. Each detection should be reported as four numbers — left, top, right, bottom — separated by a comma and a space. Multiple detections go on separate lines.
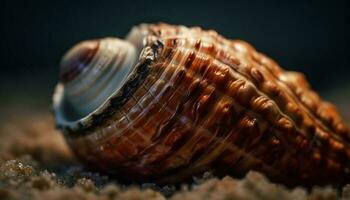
0, 0, 349, 117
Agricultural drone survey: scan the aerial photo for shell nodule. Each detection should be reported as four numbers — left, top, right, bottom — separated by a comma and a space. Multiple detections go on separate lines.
53, 23, 350, 187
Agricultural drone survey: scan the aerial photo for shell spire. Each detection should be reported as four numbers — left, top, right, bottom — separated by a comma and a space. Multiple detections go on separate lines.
53, 23, 350, 187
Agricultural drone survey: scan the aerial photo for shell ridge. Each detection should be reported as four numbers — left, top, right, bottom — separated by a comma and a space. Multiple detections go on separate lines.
102, 44, 197, 164
249, 53, 350, 146
126, 50, 292, 181
185, 27, 346, 147
211, 36, 350, 149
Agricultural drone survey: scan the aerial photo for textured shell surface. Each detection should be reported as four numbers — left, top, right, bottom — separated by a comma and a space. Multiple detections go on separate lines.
53, 23, 350, 187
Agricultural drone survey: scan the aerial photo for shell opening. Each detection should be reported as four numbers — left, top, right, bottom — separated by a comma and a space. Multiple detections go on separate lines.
54, 31, 145, 125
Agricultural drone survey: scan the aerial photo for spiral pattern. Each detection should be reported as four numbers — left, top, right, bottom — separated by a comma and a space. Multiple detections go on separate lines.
53, 23, 350, 186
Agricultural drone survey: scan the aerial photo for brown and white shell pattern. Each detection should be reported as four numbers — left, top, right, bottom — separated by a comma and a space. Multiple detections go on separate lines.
53, 23, 350, 187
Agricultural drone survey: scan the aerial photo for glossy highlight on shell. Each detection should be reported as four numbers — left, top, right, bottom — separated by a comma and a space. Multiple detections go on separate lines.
53, 23, 350, 187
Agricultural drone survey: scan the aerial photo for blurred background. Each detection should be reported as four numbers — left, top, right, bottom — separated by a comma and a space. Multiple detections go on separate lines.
0, 0, 349, 120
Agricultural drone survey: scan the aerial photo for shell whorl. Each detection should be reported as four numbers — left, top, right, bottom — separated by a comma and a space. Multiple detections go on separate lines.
55, 37, 143, 124
53, 23, 350, 187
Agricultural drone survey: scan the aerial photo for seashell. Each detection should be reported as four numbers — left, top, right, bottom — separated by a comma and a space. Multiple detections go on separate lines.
53, 23, 350, 187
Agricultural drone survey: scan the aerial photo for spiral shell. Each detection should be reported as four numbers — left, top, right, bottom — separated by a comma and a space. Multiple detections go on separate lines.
53, 23, 350, 186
